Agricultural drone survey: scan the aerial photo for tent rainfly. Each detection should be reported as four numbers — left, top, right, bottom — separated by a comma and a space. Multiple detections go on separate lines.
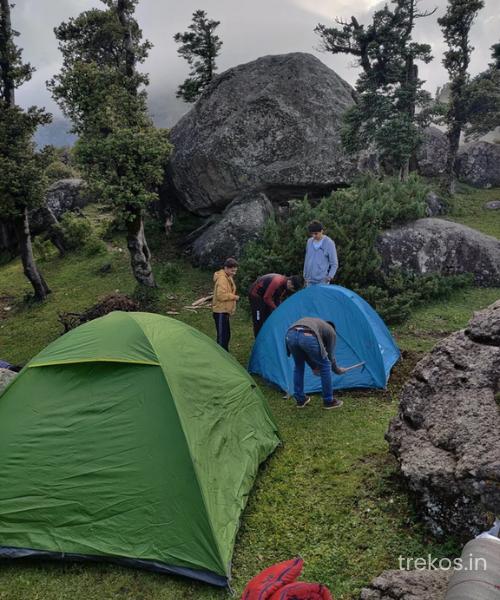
0, 312, 280, 586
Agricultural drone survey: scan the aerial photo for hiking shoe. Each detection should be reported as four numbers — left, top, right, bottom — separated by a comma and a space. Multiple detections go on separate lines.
323, 399, 343, 410
296, 396, 311, 408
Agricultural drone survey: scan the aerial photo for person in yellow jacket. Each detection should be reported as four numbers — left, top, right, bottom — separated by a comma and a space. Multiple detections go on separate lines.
212, 257, 240, 350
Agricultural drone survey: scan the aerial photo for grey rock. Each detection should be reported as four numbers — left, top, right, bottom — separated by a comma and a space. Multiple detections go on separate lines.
30, 178, 88, 231
377, 218, 500, 286
417, 127, 448, 178
485, 200, 500, 210
0, 368, 17, 395
386, 301, 500, 542
425, 191, 447, 217
360, 569, 451, 600
457, 142, 500, 188
0, 179, 88, 252
191, 192, 274, 268
167, 52, 374, 216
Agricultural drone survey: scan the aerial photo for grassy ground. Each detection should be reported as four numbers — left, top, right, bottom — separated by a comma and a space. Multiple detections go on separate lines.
0, 190, 499, 600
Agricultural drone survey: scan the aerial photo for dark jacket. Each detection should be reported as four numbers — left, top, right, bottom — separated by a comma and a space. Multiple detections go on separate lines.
249, 274, 289, 310
286, 317, 343, 374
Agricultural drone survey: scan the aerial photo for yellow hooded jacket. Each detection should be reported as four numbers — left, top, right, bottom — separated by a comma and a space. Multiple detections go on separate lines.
212, 269, 238, 315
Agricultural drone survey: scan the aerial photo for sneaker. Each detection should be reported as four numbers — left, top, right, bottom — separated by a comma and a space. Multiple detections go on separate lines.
323, 399, 343, 410
296, 396, 311, 408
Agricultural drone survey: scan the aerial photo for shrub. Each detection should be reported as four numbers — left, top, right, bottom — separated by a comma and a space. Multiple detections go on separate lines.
56, 212, 107, 256
45, 160, 79, 184
239, 175, 472, 323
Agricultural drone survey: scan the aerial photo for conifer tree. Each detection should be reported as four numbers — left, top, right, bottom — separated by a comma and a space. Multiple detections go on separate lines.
50, 0, 172, 287
316, 0, 435, 180
174, 10, 222, 103
0, 0, 52, 300
438, 0, 484, 193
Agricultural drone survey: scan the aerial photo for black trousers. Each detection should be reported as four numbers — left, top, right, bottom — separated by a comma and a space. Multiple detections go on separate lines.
213, 312, 231, 350
249, 295, 272, 338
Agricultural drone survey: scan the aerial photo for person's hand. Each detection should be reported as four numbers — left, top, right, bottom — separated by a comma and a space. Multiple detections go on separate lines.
312, 368, 320, 377
234, 295, 240, 301
336, 367, 349, 374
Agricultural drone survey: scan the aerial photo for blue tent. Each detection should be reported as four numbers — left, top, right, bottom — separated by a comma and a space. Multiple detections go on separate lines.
248, 285, 400, 394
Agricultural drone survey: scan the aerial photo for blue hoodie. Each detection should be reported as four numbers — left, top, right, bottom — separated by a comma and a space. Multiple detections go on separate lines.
303, 235, 338, 284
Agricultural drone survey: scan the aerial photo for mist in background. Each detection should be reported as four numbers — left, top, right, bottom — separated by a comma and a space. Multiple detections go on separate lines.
12, 0, 499, 146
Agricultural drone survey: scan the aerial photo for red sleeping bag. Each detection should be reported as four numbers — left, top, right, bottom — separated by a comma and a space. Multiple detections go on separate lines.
241, 558, 333, 600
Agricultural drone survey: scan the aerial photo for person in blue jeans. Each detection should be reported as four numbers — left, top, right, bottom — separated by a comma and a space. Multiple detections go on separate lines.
285, 317, 347, 409
303, 220, 338, 286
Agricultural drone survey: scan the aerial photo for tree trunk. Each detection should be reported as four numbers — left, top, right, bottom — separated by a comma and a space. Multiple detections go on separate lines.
445, 123, 461, 195
399, 159, 410, 182
126, 206, 156, 287
40, 205, 69, 256
13, 208, 51, 301
0, 0, 15, 105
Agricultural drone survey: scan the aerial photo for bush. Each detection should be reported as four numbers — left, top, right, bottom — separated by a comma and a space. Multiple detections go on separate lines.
32, 238, 55, 262
57, 212, 107, 256
45, 160, 79, 184
158, 262, 181, 286
239, 175, 472, 323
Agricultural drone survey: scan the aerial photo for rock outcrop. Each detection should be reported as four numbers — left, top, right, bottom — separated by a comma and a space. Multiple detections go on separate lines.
360, 569, 451, 600
417, 127, 448, 178
166, 53, 375, 216
191, 192, 274, 268
386, 301, 500, 542
377, 218, 500, 286
457, 142, 500, 188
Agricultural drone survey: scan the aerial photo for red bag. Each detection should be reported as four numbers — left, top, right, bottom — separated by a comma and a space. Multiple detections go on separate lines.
241, 557, 304, 599
269, 582, 333, 600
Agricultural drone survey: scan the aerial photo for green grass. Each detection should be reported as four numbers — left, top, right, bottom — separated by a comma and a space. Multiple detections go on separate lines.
447, 183, 500, 238
0, 191, 498, 599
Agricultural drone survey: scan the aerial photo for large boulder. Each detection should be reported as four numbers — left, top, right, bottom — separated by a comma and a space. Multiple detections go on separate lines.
386, 301, 500, 542
166, 52, 373, 216
456, 142, 500, 188
191, 192, 274, 268
360, 569, 451, 600
417, 127, 448, 178
377, 218, 500, 286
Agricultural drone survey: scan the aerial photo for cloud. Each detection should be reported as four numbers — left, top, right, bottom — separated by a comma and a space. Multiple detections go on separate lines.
10, 0, 498, 146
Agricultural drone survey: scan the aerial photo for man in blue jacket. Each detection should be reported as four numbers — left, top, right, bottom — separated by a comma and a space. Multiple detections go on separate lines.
303, 220, 338, 286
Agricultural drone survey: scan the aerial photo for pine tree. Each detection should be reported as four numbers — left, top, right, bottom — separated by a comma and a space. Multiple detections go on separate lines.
463, 42, 500, 141
0, 0, 52, 301
438, 0, 485, 194
174, 10, 222, 103
49, 0, 172, 287
316, 0, 435, 180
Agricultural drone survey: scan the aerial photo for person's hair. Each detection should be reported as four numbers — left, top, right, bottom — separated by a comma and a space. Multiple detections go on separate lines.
224, 257, 239, 268
325, 320, 336, 331
289, 275, 304, 291
307, 220, 324, 233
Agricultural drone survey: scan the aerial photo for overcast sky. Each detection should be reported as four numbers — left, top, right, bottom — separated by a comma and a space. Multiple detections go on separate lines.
11, 0, 499, 144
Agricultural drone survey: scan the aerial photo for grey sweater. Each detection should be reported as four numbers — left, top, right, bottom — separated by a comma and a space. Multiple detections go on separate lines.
286, 317, 343, 374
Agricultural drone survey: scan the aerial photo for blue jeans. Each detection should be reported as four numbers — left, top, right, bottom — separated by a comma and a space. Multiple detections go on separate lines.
285, 329, 333, 403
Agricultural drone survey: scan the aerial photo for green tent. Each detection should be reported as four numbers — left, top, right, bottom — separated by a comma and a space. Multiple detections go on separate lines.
0, 311, 280, 586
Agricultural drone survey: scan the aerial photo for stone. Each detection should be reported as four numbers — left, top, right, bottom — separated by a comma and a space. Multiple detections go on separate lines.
386, 301, 500, 542
0, 368, 17, 395
166, 52, 375, 216
424, 191, 447, 217
377, 218, 500, 286
359, 569, 451, 600
0, 179, 88, 252
484, 200, 500, 210
417, 127, 448, 178
191, 191, 274, 268
456, 142, 500, 188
